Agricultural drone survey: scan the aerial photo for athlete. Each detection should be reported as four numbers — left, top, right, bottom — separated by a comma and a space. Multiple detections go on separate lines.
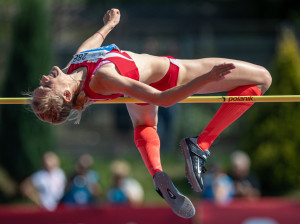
31, 9, 272, 218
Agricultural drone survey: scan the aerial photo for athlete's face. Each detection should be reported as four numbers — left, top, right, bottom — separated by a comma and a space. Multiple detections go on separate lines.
32, 66, 73, 125
39, 66, 70, 93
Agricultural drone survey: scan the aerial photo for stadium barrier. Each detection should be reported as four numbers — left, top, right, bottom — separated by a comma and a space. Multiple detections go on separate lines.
0, 198, 299, 224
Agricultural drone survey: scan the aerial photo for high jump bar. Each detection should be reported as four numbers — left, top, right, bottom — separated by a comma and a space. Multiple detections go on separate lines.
1, 95, 300, 104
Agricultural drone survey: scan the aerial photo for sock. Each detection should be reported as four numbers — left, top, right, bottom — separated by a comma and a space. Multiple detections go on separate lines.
134, 126, 163, 177
197, 85, 262, 150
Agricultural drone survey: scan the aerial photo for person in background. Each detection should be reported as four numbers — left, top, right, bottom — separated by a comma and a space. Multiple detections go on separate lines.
61, 154, 101, 206
229, 150, 261, 199
202, 163, 235, 205
20, 151, 66, 211
107, 160, 144, 206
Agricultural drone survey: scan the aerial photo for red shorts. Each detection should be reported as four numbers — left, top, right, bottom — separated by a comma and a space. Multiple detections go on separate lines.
150, 56, 179, 91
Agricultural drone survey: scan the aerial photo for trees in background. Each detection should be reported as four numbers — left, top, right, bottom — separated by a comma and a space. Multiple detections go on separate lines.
242, 27, 300, 195
0, 0, 55, 201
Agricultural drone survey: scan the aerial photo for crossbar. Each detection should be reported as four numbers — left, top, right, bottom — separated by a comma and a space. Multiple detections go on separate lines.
0, 95, 300, 104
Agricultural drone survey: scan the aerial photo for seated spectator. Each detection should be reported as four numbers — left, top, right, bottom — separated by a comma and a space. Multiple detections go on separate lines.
61, 154, 101, 207
202, 163, 235, 205
107, 160, 144, 206
20, 151, 66, 211
229, 150, 261, 199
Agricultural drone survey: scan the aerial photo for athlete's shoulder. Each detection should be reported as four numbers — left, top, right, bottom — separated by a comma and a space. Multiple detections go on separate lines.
78, 44, 120, 54
71, 44, 121, 65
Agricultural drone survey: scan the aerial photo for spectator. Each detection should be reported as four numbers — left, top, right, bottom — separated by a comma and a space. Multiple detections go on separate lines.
202, 163, 235, 205
20, 151, 66, 211
107, 160, 144, 206
61, 154, 101, 206
229, 150, 261, 199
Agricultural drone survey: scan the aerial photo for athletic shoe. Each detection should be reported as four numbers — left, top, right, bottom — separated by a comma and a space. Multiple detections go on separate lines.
153, 171, 195, 219
180, 137, 210, 192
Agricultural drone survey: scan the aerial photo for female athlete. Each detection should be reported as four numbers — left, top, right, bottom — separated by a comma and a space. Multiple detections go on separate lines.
31, 8, 271, 218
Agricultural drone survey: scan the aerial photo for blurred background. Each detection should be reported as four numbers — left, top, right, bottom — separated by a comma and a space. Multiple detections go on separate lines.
0, 0, 300, 223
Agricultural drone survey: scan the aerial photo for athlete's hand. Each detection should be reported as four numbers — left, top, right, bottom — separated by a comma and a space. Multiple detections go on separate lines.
103, 8, 120, 28
207, 63, 235, 81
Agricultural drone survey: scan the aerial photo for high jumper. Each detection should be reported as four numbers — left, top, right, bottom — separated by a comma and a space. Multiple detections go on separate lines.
30, 8, 271, 218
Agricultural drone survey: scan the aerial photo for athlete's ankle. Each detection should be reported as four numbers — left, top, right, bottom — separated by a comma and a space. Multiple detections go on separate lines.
197, 133, 211, 151
151, 168, 163, 178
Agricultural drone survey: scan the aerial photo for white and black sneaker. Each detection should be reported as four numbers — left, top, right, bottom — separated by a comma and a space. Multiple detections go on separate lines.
153, 172, 195, 219
180, 137, 210, 192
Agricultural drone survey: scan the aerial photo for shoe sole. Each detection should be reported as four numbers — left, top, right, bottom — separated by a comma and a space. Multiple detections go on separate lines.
154, 172, 195, 219
180, 138, 202, 192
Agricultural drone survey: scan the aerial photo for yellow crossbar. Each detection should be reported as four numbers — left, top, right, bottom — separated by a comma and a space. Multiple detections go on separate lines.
0, 95, 300, 104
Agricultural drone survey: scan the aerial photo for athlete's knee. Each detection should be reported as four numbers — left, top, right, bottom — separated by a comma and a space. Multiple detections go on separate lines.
134, 126, 160, 146
132, 121, 157, 130
258, 66, 272, 93
134, 125, 158, 135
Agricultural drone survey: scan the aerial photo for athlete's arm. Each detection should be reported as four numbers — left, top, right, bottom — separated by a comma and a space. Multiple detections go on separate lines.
92, 63, 235, 107
75, 8, 120, 54
62, 8, 120, 72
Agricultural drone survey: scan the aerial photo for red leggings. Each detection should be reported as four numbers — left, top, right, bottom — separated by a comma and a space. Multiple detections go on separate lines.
134, 126, 162, 177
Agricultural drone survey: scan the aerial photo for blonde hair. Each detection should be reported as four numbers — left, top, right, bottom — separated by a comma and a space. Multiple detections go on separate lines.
31, 87, 89, 125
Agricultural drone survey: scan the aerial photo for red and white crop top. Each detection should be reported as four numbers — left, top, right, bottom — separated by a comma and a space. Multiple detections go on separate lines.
67, 44, 139, 101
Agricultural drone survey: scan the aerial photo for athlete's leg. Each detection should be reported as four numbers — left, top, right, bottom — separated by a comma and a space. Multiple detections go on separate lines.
197, 85, 262, 150
179, 58, 271, 149
178, 58, 272, 191
126, 103, 162, 177
126, 103, 195, 218
178, 58, 272, 94
179, 58, 272, 150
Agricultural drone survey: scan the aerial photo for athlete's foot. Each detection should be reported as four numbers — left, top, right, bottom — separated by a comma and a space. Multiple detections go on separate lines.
180, 137, 210, 192
153, 171, 195, 219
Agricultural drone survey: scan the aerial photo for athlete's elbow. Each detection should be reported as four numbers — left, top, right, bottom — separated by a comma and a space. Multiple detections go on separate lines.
155, 92, 175, 107
156, 96, 177, 107
159, 100, 175, 108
